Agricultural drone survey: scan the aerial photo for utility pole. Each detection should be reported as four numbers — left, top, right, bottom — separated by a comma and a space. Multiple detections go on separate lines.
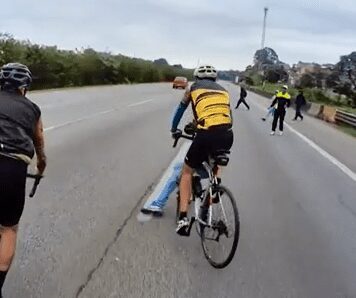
261, 7, 268, 49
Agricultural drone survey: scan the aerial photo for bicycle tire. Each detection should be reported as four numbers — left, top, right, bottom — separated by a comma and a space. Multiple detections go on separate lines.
200, 185, 240, 269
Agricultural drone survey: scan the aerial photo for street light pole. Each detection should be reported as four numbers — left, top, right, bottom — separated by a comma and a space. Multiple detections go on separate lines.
261, 7, 268, 49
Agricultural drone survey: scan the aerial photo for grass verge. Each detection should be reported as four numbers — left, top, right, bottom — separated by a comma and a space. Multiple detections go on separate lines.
337, 123, 356, 138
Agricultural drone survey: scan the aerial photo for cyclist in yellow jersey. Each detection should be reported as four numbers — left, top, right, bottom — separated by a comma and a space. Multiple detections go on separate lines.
170, 65, 234, 235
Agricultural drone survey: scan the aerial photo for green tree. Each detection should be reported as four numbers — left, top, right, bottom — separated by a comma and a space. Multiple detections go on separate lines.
0, 33, 193, 89
299, 73, 315, 88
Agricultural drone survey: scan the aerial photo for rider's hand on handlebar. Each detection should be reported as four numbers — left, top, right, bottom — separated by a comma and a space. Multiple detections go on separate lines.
184, 122, 197, 135
36, 156, 47, 175
171, 128, 182, 139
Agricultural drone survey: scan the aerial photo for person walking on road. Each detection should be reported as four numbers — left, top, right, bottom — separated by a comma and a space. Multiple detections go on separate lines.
262, 89, 278, 121
0, 63, 47, 297
293, 90, 306, 120
270, 85, 291, 136
235, 84, 250, 110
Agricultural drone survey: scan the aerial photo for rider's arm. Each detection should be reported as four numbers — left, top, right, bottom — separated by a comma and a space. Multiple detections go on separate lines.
171, 90, 190, 132
33, 117, 47, 175
270, 97, 277, 108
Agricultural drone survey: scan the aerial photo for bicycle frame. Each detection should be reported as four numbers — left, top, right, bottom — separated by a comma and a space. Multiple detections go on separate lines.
173, 129, 230, 231
172, 128, 239, 268
194, 161, 220, 227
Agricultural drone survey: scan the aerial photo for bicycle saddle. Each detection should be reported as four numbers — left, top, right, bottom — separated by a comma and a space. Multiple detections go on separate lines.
210, 150, 230, 166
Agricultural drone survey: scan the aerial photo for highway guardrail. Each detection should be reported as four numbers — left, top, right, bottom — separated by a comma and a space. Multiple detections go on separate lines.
335, 110, 356, 128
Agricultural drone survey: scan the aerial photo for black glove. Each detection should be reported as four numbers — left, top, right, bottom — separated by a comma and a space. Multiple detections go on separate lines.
171, 129, 182, 139
184, 122, 196, 135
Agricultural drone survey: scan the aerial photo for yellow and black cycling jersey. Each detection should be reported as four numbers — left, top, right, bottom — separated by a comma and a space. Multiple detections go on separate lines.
270, 91, 291, 110
182, 80, 232, 130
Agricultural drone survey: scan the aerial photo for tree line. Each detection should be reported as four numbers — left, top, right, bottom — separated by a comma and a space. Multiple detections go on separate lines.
0, 33, 193, 90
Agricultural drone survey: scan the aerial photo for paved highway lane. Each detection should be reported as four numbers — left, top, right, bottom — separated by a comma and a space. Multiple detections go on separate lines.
4, 83, 356, 298
5, 83, 185, 297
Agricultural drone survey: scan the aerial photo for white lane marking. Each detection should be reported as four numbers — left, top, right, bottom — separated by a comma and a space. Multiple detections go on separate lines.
285, 123, 356, 182
44, 108, 116, 132
44, 99, 154, 132
137, 141, 191, 222
249, 95, 356, 183
128, 99, 153, 107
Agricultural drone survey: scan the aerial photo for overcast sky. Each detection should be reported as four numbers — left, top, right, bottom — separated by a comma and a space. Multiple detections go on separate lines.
1, 0, 355, 70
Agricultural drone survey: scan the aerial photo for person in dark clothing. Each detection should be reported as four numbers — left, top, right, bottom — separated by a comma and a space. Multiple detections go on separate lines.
293, 90, 306, 120
270, 85, 291, 136
235, 85, 250, 110
0, 63, 47, 297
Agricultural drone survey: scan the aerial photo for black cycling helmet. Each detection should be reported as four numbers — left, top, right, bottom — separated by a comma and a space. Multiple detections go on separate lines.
0, 63, 32, 90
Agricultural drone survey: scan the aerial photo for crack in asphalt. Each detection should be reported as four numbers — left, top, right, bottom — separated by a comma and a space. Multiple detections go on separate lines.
75, 182, 156, 297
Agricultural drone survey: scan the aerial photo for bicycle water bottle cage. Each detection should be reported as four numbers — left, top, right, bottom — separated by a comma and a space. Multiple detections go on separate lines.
211, 150, 230, 166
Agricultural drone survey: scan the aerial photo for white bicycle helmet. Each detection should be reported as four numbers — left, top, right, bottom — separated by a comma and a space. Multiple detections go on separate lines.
193, 64, 217, 79
0, 63, 32, 90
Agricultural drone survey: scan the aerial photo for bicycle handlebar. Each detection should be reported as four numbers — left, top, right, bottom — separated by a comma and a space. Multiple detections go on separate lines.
172, 130, 194, 148
27, 174, 43, 198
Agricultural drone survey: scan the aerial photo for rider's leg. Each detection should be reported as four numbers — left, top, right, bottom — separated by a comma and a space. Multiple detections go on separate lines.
0, 226, 17, 270
0, 225, 18, 294
178, 132, 206, 219
178, 163, 193, 217
0, 156, 27, 295
176, 131, 210, 229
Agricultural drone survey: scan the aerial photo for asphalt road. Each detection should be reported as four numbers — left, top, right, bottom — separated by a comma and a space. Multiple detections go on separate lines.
4, 82, 356, 298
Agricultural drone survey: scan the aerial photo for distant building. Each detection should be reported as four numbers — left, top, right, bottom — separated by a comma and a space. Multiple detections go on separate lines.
288, 62, 335, 87
294, 62, 321, 74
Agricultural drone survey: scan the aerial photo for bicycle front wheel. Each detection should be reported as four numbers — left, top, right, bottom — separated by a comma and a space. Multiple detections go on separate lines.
200, 185, 240, 269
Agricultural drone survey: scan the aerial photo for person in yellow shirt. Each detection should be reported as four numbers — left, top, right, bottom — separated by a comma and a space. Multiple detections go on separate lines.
270, 85, 291, 136
170, 65, 234, 235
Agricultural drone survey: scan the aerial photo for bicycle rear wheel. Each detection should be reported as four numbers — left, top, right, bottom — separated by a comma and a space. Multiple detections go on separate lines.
200, 185, 239, 269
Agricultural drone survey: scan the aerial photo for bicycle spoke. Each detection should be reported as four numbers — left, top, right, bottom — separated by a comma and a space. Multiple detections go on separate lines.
200, 185, 239, 268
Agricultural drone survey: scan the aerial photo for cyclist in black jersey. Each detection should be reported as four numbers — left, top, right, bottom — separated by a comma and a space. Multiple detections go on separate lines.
0, 63, 47, 297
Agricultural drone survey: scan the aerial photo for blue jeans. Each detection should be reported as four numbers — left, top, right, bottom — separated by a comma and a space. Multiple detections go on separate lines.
143, 161, 184, 210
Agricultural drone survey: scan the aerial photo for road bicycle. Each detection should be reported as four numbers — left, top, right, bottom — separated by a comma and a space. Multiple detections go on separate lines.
173, 128, 239, 269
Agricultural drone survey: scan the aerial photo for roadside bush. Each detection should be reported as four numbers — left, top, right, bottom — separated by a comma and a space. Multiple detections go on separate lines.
244, 76, 254, 86
0, 33, 193, 90
309, 89, 331, 104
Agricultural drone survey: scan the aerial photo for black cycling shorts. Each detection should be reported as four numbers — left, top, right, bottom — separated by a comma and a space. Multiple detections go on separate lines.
0, 155, 27, 227
185, 125, 234, 169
